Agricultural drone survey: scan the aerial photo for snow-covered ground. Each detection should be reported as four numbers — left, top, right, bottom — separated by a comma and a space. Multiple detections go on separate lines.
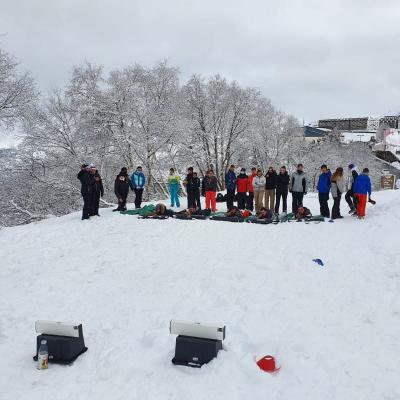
1, 191, 399, 400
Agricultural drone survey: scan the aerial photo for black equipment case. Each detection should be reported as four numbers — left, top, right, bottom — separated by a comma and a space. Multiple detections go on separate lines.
33, 324, 87, 364
172, 335, 222, 368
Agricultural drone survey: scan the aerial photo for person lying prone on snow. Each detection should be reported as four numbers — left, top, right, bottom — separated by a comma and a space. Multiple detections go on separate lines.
225, 206, 243, 218
148, 203, 175, 217
257, 207, 273, 220
295, 206, 312, 220
175, 207, 211, 217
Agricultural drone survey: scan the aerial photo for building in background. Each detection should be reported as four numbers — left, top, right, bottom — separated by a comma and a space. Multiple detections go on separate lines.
379, 115, 399, 129
318, 117, 369, 131
317, 115, 399, 131
367, 118, 380, 131
303, 126, 330, 143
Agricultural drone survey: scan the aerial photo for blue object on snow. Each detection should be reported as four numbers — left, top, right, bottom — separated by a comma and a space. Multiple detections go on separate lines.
328, 219, 335, 223
312, 258, 324, 266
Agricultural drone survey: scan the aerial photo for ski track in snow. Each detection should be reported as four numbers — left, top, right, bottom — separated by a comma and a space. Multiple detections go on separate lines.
0, 191, 399, 400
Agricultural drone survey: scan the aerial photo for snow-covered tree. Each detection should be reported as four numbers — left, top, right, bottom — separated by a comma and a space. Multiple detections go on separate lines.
105, 61, 181, 194
0, 48, 37, 130
182, 74, 258, 188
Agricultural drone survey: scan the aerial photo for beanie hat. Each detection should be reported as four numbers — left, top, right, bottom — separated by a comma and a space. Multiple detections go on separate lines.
348, 163, 355, 169
89, 163, 96, 168
119, 167, 128, 176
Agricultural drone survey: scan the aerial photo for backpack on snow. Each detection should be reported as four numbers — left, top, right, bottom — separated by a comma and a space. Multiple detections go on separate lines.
216, 193, 225, 202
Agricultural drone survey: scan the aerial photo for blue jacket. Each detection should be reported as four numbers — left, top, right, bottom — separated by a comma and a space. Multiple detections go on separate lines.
130, 171, 146, 189
354, 174, 371, 195
317, 170, 332, 193
225, 170, 237, 191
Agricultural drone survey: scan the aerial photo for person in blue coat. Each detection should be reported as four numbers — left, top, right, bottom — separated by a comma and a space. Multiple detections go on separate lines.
316, 164, 332, 218
225, 165, 237, 210
354, 168, 372, 219
130, 166, 146, 209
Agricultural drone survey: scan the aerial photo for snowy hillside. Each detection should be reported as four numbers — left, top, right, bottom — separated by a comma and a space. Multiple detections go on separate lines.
1, 191, 399, 400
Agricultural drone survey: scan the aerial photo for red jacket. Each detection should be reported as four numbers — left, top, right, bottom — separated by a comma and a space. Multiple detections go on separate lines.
237, 175, 248, 193
247, 173, 257, 192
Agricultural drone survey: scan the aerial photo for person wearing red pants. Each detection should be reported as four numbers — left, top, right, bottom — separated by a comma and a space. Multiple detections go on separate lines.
202, 170, 218, 212
354, 168, 372, 219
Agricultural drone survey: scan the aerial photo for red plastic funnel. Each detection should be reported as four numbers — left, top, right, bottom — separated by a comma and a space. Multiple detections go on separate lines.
256, 355, 280, 373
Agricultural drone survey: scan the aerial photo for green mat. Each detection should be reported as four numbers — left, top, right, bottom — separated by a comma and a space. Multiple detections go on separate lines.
279, 213, 325, 222
120, 205, 156, 216
211, 211, 227, 217
279, 212, 294, 222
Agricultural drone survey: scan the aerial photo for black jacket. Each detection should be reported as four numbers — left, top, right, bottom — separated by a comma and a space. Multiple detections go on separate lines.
202, 176, 218, 193
192, 177, 201, 192
184, 173, 196, 192
77, 169, 96, 195
276, 172, 290, 192
265, 170, 277, 190
114, 175, 131, 197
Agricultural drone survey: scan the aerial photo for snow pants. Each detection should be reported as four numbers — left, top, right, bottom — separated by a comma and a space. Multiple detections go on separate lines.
318, 192, 330, 218
275, 189, 288, 213
254, 190, 265, 213
345, 189, 356, 209
205, 191, 217, 211
291, 192, 304, 214
331, 194, 342, 219
226, 189, 236, 210
265, 189, 276, 211
237, 192, 247, 210
92, 193, 101, 216
356, 193, 367, 217
117, 196, 127, 211
82, 193, 92, 220
134, 188, 143, 209
193, 188, 201, 210
187, 189, 196, 208
247, 192, 254, 211
169, 184, 180, 207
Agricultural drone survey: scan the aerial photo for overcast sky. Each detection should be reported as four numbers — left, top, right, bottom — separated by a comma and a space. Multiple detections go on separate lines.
1, 0, 400, 138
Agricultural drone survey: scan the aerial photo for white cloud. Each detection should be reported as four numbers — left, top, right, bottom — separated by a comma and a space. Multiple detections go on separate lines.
1, 0, 400, 122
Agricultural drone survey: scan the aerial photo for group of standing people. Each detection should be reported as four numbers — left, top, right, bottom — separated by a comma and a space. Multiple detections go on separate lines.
77, 164, 104, 220
112, 166, 146, 212
316, 163, 372, 220
175, 164, 300, 215
175, 167, 218, 211
77, 164, 145, 220
224, 164, 306, 215
176, 162, 372, 220
78, 162, 373, 221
